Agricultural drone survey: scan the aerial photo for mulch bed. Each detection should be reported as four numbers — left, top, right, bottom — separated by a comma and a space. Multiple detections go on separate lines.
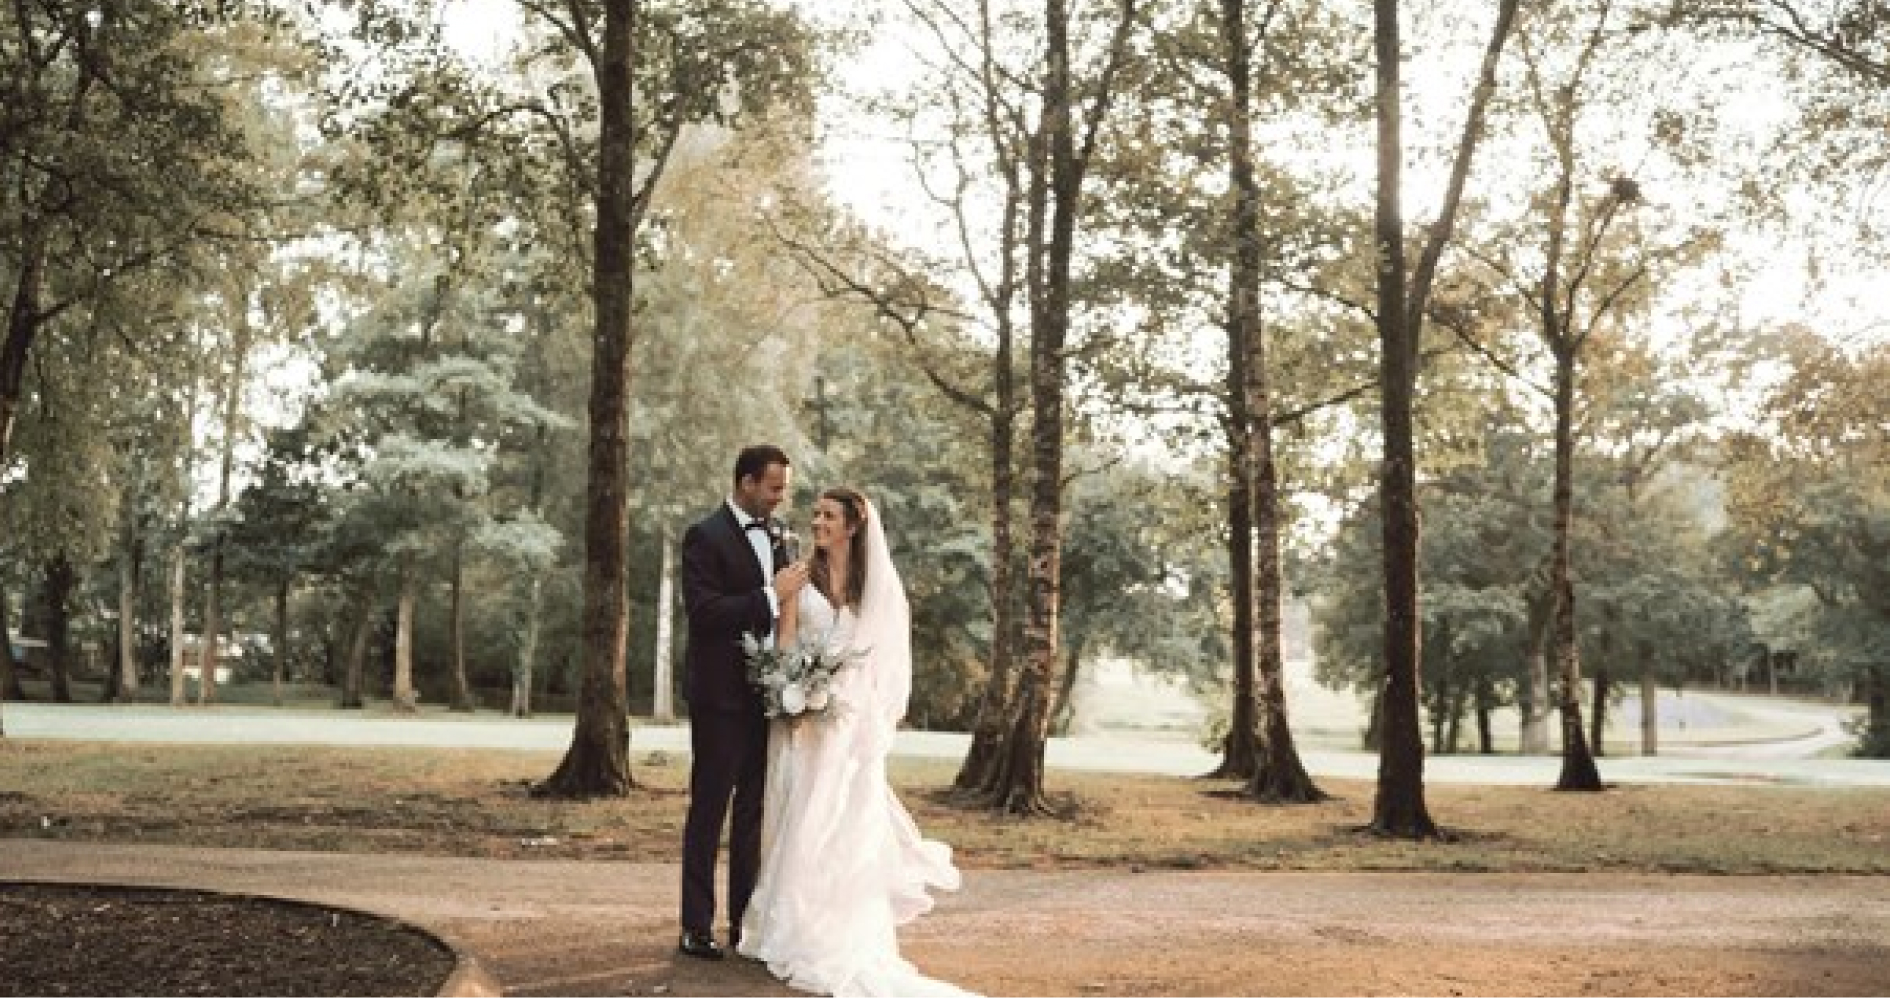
0, 883, 457, 996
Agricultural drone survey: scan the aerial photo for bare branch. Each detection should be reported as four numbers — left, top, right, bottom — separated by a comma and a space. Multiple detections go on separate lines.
1405, 0, 1524, 340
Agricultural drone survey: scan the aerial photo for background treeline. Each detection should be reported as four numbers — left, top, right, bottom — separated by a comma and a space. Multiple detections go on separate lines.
1, 0, 1882, 781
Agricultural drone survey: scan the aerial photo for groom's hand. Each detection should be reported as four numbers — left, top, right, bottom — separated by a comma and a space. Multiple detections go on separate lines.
773, 562, 809, 600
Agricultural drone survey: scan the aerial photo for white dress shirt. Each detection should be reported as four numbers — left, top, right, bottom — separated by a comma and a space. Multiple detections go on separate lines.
728, 498, 781, 626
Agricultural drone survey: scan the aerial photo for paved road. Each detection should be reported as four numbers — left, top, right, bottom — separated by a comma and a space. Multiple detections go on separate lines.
5, 695, 1887, 787
5, 840, 1888, 997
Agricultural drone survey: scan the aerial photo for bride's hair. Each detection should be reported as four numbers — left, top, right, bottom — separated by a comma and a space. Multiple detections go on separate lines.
813, 486, 870, 608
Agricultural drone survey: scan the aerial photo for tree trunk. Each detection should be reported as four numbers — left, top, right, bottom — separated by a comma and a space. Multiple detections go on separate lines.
1050, 641, 1083, 737
44, 556, 75, 703
1475, 676, 1495, 754
1371, 0, 1519, 828
1361, 683, 1383, 751
513, 575, 542, 719
984, 0, 1090, 818
0, 220, 46, 469
1211, 474, 1262, 779
951, 37, 1025, 794
652, 527, 676, 723
168, 546, 188, 707
272, 578, 291, 707
341, 590, 373, 710
538, 0, 635, 797
1220, 0, 1324, 806
1860, 665, 1888, 758
1590, 665, 1610, 757
1368, 0, 1435, 839
197, 548, 224, 705
1549, 355, 1602, 790
116, 498, 141, 700
198, 326, 249, 708
0, 587, 25, 701
1248, 383, 1324, 801
392, 573, 419, 713
1520, 590, 1552, 753
1430, 685, 1447, 755
1446, 676, 1470, 754
513, 425, 549, 720
448, 543, 475, 712
322, 624, 338, 686
953, 415, 1019, 793
1639, 664, 1659, 756
953, 414, 1018, 792
1217, 6, 1265, 777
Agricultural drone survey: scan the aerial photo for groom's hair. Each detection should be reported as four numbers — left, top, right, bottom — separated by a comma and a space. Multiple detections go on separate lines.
733, 444, 791, 485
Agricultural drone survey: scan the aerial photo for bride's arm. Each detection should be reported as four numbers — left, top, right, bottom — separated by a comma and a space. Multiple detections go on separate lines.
777, 589, 800, 649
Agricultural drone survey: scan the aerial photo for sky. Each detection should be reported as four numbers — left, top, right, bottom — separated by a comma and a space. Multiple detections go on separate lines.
439, 0, 1884, 427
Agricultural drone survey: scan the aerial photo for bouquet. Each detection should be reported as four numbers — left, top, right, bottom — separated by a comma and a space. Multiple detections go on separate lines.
742, 627, 864, 722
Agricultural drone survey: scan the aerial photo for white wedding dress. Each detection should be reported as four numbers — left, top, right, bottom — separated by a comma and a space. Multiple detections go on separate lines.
737, 505, 976, 998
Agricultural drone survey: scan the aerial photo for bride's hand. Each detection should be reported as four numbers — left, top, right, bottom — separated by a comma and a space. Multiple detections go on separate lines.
773, 561, 810, 599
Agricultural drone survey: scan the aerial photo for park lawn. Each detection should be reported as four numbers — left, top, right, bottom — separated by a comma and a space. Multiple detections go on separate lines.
1, 740, 1885, 875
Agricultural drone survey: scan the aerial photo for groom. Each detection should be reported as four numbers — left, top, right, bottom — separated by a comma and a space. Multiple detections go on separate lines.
677, 444, 807, 960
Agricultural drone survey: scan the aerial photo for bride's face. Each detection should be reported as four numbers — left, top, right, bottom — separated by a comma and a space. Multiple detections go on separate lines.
809, 498, 857, 553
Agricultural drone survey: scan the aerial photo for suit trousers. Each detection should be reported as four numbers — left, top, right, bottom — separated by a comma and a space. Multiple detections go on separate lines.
679, 705, 770, 934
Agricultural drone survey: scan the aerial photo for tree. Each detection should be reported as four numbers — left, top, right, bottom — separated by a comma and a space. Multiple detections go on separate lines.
979, 0, 1142, 816
227, 427, 336, 706
1210, 0, 1331, 803
776, 0, 1037, 793
545, 0, 640, 792
0, 0, 278, 469
1055, 460, 1228, 737
542, 0, 816, 796
0, 309, 133, 703
1683, 1, 1890, 86
1579, 334, 1719, 753
313, 232, 564, 715
1367, 0, 1523, 837
1452, 0, 1729, 789
1723, 331, 1888, 756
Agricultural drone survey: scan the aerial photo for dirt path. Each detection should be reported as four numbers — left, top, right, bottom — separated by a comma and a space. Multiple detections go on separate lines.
5, 841, 1886, 996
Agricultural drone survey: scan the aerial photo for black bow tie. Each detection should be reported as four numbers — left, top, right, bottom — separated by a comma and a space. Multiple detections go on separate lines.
744, 518, 770, 533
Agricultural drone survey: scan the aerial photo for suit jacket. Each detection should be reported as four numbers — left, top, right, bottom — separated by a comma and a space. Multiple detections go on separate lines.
680, 504, 789, 713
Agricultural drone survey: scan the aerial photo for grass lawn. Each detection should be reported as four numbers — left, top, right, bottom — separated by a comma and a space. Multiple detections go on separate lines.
3, 740, 1885, 875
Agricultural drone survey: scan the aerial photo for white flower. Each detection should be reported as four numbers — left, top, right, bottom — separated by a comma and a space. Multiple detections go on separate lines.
780, 683, 806, 715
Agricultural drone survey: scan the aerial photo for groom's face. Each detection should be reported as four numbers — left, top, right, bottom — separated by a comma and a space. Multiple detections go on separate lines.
737, 461, 792, 519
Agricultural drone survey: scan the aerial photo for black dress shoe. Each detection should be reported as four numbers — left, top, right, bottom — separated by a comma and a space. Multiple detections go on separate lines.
678, 929, 725, 960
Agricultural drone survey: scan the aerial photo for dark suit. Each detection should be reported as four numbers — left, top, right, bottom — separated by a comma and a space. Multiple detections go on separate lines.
678, 503, 786, 937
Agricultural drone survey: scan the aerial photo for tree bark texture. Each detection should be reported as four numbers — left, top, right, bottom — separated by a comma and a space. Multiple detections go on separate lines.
273, 578, 291, 707
168, 547, 188, 706
1550, 357, 1602, 790
985, 0, 1080, 817
652, 527, 676, 723
392, 573, 418, 713
44, 556, 75, 703
448, 544, 475, 712
1224, 0, 1324, 803
341, 591, 373, 710
539, 0, 636, 797
1368, 0, 1436, 839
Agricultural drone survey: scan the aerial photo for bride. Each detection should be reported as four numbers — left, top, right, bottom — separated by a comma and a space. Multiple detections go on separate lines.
737, 486, 976, 998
